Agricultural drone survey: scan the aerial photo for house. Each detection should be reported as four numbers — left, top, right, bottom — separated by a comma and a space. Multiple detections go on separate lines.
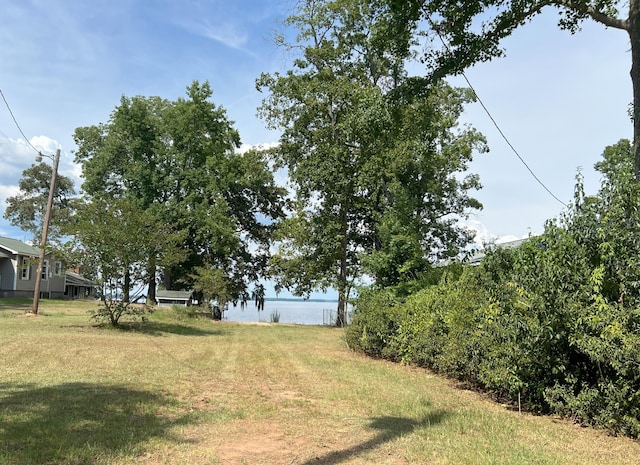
156, 289, 193, 307
0, 236, 66, 299
64, 270, 96, 300
0, 236, 95, 300
436, 237, 531, 268
466, 237, 531, 265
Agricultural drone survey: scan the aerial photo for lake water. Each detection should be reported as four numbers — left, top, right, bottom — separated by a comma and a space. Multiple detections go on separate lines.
222, 299, 347, 325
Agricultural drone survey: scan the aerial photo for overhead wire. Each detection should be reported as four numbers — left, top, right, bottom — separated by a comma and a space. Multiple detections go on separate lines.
0, 88, 46, 157
426, 18, 568, 208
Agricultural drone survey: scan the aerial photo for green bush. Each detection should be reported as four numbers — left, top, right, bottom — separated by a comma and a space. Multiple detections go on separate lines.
89, 301, 150, 327
345, 288, 400, 359
347, 140, 640, 437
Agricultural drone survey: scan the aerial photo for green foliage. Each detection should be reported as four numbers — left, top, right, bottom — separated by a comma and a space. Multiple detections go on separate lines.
259, 0, 485, 326
69, 197, 186, 324
4, 163, 77, 244
73, 81, 286, 301
89, 301, 151, 327
190, 266, 232, 308
348, 139, 640, 437
345, 287, 401, 358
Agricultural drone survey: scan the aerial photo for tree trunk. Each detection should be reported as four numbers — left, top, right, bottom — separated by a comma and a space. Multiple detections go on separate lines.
147, 257, 157, 304
123, 269, 130, 303
630, 0, 640, 180
336, 292, 347, 327
336, 208, 349, 328
163, 269, 172, 291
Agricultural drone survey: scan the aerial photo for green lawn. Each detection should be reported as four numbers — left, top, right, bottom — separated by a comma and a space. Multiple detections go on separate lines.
1, 300, 638, 464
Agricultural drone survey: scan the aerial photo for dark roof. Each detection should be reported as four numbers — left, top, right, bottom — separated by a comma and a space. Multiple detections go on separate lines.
0, 236, 40, 256
65, 271, 95, 287
156, 290, 193, 300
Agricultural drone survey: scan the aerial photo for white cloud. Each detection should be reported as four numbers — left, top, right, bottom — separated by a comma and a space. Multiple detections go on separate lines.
177, 18, 250, 51
238, 141, 279, 154
30, 135, 62, 156
0, 184, 20, 205
0, 137, 35, 178
464, 217, 529, 248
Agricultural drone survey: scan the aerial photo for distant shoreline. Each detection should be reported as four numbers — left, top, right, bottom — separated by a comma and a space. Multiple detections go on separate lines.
262, 298, 338, 303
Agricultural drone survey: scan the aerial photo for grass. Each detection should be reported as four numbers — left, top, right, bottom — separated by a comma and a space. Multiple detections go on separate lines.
1, 300, 639, 464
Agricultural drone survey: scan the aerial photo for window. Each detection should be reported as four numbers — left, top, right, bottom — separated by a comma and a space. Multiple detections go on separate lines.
54, 261, 62, 276
41, 260, 48, 280
20, 258, 30, 280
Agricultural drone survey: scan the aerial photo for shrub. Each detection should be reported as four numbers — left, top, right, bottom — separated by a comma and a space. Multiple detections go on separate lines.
345, 288, 400, 358
89, 301, 151, 327
348, 140, 640, 437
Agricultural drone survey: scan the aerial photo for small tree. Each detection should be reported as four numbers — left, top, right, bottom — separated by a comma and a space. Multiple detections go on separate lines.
190, 266, 232, 319
71, 197, 185, 326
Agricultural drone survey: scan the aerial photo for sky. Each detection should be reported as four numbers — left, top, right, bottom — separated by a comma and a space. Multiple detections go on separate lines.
0, 0, 633, 296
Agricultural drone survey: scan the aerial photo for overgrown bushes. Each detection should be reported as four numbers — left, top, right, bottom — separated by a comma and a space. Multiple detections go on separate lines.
347, 140, 640, 437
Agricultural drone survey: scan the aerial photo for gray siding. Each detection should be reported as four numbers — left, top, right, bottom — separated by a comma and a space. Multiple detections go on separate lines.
0, 258, 15, 290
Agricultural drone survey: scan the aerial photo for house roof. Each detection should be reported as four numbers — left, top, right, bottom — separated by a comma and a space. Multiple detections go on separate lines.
467, 237, 531, 265
436, 237, 532, 268
0, 236, 41, 256
156, 290, 193, 300
65, 271, 95, 287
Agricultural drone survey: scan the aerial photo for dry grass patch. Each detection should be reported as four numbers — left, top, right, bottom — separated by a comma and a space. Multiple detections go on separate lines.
0, 300, 638, 464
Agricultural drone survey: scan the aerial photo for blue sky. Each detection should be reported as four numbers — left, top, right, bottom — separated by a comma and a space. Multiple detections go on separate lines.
0, 1, 633, 297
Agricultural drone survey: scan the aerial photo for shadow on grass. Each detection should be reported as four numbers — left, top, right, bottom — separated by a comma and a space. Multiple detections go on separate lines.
0, 382, 192, 464
117, 320, 227, 337
0, 298, 32, 312
301, 409, 450, 465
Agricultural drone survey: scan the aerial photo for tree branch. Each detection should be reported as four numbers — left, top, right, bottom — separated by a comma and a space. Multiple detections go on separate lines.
552, 0, 628, 30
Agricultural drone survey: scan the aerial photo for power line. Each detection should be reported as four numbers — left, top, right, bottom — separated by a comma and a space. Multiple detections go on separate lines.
427, 20, 568, 208
0, 88, 45, 156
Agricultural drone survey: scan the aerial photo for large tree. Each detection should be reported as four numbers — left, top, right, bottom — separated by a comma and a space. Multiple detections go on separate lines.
4, 163, 76, 244
73, 81, 285, 302
258, 0, 486, 325
382, 0, 640, 178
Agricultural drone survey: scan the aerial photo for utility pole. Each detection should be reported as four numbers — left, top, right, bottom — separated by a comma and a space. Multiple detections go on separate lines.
31, 148, 60, 315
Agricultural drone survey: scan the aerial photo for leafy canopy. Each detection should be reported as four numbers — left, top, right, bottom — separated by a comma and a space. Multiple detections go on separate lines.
258, 0, 486, 325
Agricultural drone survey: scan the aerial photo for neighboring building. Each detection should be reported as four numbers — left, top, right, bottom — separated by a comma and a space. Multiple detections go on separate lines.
64, 271, 96, 300
0, 236, 65, 299
436, 237, 531, 268
0, 236, 95, 299
156, 289, 193, 307
466, 237, 531, 266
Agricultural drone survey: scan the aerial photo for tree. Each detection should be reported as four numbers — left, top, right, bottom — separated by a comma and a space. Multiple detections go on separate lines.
258, 0, 485, 326
4, 163, 76, 244
74, 81, 286, 303
71, 197, 185, 326
190, 266, 232, 319
381, 0, 640, 178
74, 93, 170, 302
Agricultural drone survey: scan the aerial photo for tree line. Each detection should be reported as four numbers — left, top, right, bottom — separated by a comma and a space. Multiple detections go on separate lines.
6, 0, 487, 326
4, 0, 636, 338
